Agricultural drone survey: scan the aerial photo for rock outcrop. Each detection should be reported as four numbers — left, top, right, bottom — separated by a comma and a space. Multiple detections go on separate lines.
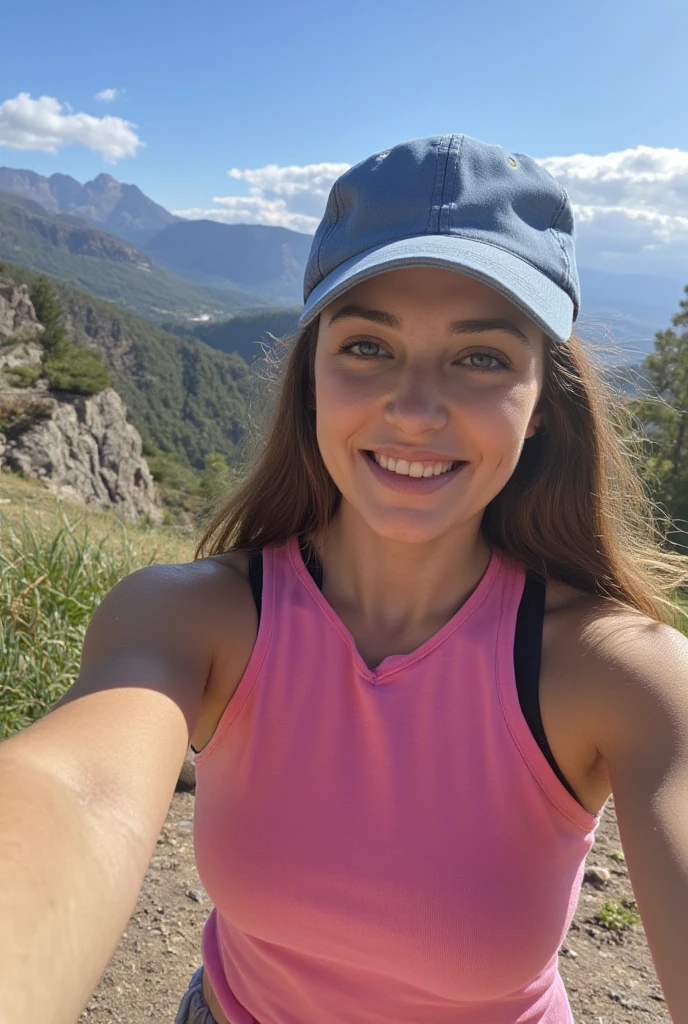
0, 277, 163, 523
0, 279, 45, 343
0, 388, 163, 523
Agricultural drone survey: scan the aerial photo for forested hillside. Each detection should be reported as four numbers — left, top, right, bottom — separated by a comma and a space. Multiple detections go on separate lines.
0, 194, 265, 322
0, 261, 257, 489
169, 307, 302, 363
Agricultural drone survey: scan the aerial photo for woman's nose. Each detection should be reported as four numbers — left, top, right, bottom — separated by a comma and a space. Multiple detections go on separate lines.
383, 368, 448, 435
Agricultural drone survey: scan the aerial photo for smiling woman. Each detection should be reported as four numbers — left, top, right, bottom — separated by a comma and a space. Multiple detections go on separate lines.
187, 135, 688, 1024
3, 133, 688, 1024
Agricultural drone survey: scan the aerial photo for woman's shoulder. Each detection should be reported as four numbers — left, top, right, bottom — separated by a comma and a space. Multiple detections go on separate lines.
540, 573, 688, 804
541, 572, 673, 711
189, 548, 258, 641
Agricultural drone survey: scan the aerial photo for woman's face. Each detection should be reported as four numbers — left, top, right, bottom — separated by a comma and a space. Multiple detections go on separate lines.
313, 266, 547, 545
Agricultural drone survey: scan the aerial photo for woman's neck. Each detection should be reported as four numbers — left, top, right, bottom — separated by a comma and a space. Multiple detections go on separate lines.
310, 506, 493, 638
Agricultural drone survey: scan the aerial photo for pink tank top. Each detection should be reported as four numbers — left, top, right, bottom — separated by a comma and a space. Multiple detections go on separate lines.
193, 536, 602, 1024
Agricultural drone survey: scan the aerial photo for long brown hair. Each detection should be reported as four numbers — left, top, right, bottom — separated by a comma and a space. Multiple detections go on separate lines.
195, 316, 688, 627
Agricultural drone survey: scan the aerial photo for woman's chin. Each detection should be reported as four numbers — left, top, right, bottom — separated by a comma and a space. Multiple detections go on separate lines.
346, 502, 473, 546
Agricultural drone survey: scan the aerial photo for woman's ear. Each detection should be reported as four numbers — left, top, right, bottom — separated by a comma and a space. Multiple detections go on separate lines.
525, 411, 544, 439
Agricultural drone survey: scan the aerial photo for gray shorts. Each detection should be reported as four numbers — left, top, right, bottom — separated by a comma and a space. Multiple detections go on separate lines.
174, 966, 219, 1024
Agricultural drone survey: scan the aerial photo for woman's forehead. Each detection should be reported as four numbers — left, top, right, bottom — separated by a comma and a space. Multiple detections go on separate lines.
320, 267, 544, 341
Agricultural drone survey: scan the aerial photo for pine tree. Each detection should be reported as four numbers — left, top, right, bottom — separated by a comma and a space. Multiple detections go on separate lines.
28, 277, 68, 354
29, 276, 111, 395
629, 284, 688, 543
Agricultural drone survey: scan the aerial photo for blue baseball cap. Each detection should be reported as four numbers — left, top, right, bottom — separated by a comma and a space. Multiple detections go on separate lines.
298, 134, 580, 345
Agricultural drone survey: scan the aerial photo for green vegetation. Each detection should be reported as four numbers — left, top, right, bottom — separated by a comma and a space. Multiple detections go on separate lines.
183, 307, 301, 363
0, 395, 54, 436
628, 283, 688, 550
3, 366, 42, 388
0, 261, 258, 517
610, 850, 626, 863
0, 471, 194, 738
29, 276, 112, 395
42, 344, 111, 395
595, 898, 641, 933
0, 195, 266, 322
0, 515, 144, 738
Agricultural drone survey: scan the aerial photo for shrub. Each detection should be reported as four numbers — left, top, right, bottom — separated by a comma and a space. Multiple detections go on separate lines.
0, 396, 54, 436
43, 342, 112, 395
146, 450, 201, 492
4, 366, 43, 389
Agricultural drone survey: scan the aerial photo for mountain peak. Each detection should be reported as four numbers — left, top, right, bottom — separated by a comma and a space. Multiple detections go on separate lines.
90, 173, 119, 190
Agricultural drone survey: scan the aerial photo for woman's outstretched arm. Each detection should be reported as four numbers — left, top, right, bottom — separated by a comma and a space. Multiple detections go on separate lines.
590, 613, 688, 1024
0, 563, 214, 1024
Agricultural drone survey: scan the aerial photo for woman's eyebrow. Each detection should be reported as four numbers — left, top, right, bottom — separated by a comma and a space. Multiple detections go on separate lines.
326, 304, 532, 347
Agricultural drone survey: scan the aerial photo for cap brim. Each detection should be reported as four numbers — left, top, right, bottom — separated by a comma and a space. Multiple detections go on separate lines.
298, 235, 574, 344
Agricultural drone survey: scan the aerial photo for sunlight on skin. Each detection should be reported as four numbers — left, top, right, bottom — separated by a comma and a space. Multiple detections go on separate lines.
309, 266, 548, 625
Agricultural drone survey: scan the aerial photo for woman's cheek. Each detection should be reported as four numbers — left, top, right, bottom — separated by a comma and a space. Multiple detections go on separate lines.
317, 371, 381, 440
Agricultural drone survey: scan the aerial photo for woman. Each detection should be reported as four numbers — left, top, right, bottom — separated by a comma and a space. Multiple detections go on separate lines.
1, 134, 687, 1024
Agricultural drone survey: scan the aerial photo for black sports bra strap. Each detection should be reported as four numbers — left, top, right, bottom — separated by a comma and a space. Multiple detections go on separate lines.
248, 551, 264, 619
514, 572, 577, 800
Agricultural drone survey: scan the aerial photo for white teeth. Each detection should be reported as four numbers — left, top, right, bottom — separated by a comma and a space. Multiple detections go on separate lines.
371, 452, 458, 477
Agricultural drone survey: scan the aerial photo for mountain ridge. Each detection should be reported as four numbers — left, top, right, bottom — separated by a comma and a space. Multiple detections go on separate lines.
0, 192, 267, 322
0, 166, 178, 247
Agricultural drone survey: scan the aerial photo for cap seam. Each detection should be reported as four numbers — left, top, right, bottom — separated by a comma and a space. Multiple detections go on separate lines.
445, 134, 463, 234
426, 136, 449, 234
315, 180, 343, 287
549, 186, 572, 301
437, 136, 454, 233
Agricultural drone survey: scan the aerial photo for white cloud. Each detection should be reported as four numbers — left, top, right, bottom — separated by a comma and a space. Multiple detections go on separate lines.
173, 145, 688, 276
537, 145, 688, 276
173, 161, 350, 234
173, 198, 321, 234
228, 161, 349, 203
95, 88, 119, 103
539, 146, 688, 217
0, 92, 143, 162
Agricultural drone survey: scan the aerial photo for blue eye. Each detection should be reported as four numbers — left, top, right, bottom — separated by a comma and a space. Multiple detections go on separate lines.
460, 351, 508, 372
341, 339, 384, 359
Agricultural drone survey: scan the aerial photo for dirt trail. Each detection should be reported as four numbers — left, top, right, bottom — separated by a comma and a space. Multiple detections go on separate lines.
79, 794, 669, 1023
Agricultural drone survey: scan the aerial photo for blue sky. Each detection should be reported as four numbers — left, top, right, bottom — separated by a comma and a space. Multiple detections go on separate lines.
1, 0, 687, 280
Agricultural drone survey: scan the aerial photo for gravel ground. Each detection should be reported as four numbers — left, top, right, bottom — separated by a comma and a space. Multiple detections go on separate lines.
79, 791, 670, 1024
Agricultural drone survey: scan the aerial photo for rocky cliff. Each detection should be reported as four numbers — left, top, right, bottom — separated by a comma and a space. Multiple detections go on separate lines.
0, 279, 163, 523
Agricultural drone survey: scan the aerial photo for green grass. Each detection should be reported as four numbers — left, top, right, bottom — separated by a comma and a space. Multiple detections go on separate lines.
0, 471, 194, 739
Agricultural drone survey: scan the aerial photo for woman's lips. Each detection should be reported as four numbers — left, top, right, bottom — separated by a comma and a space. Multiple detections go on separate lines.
362, 450, 468, 493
